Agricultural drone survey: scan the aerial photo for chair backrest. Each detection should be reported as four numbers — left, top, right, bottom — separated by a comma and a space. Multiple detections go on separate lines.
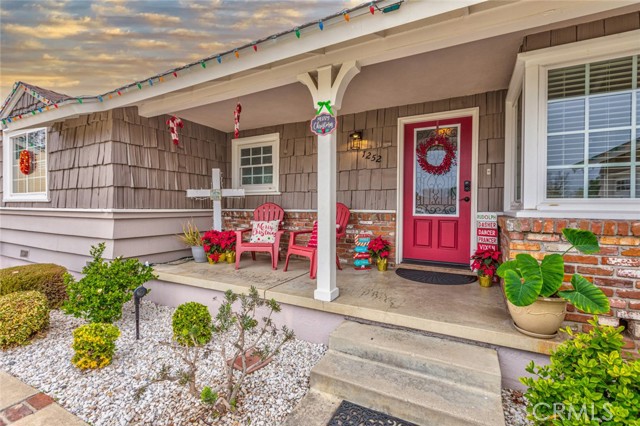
336, 202, 350, 238
253, 202, 285, 223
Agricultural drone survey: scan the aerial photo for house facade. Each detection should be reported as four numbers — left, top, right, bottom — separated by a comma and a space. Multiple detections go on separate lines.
1, 1, 639, 350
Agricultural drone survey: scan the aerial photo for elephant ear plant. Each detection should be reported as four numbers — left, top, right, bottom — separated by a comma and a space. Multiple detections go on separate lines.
497, 228, 610, 314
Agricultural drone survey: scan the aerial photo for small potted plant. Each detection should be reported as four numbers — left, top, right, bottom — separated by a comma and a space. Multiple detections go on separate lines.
220, 231, 237, 264
497, 228, 610, 338
178, 220, 206, 263
470, 248, 501, 288
368, 236, 391, 271
202, 230, 222, 264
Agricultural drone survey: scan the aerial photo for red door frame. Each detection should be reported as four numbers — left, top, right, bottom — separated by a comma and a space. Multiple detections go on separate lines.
398, 110, 478, 265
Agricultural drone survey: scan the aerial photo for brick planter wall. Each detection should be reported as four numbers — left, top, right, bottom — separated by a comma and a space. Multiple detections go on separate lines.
223, 210, 396, 265
499, 217, 640, 353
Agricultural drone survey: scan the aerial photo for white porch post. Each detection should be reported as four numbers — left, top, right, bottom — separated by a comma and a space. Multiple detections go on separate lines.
298, 61, 360, 302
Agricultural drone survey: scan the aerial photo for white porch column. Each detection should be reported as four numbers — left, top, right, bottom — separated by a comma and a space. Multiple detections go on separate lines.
298, 61, 360, 302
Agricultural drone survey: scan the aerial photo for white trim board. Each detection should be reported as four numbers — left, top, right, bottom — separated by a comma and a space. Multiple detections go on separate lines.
396, 108, 480, 265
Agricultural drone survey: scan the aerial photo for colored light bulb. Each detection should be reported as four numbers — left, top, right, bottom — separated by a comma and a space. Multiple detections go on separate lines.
318, 21, 324, 30
295, 28, 300, 38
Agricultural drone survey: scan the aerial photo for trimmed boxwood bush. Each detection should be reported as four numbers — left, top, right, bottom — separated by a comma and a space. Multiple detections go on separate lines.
72, 323, 120, 370
0, 263, 67, 308
172, 302, 212, 346
0, 291, 50, 349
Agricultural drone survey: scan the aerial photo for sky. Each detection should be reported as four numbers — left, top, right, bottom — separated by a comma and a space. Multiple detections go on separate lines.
0, 0, 361, 103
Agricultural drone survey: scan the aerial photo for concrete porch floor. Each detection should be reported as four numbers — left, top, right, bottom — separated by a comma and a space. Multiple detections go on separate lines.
153, 256, 564, 355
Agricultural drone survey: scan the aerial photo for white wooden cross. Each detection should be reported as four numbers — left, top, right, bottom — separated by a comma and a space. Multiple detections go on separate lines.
186, 168, 244, 231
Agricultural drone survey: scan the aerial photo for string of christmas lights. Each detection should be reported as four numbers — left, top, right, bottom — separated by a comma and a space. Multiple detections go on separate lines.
0, 0, 403, 127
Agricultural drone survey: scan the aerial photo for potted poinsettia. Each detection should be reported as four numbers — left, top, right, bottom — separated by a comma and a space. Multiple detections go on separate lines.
219, 231, 237, 264
202, 230, 223, 264
470, 248, 501, 287
496, 228, 610, 338
368, 236, 391, 271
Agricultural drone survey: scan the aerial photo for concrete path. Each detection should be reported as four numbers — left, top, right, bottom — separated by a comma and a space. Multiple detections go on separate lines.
0, 371, 86, 426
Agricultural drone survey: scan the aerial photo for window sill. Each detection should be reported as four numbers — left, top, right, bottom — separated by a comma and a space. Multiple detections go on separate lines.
242, 190, 282, 196
503, 208, 639, 220
2, 195, 50, 203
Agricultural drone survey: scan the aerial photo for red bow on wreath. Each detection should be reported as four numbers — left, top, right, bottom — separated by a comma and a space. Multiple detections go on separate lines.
416, 134, 456, 176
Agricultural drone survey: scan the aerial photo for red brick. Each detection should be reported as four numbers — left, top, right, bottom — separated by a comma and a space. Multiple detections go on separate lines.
617, 222, 630, 236
632, 222, 640, 236
543, 220, 554, 233
617, 290, 640, 299
618, 269, 640, 279
610, 298, 628, 308
564, 265, 576, 273
507, 231, 525, 240
26, 393, 54, 410
519, 219, 531, 232
564, 254, 599, 265
599, 246, 620, 255
630, 301, 640, 310
590, 221, 603, 235
603, 257, 640, 267
600, 287, 615, 296
622, 248, 640, 256
532, 220, 543, 232
601, 236, 640, 246
509, 242, 541, 251
577, 266, 614, 276
622, 337, 636, 349
603, 221, 617, 236
565, 313, 590, 323
594, 277, 634, 288
4, 404, 33, 422
555, 219, 568, 232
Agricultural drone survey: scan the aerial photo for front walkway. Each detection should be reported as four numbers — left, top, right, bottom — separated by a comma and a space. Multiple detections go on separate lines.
153, 257, 564, 354
0, 371, 86, 426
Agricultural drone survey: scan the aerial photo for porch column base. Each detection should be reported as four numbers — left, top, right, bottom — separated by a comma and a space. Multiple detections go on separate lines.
314, 287, 340, 302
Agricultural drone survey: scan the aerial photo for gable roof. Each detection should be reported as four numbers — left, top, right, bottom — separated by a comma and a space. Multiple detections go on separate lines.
0, 82, 72, 119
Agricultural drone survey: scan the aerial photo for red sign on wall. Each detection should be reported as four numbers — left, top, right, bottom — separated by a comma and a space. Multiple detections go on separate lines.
476, 212, 499, 251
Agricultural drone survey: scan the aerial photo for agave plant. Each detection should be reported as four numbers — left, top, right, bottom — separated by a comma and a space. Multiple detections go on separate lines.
497, 228, 610, 314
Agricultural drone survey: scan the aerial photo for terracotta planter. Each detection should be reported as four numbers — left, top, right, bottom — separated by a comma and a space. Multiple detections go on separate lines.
478, 275, 492, 288
191, 246, 207, 263
507, 298, 567, 338
227, 350, 272, 374
376, 258, 388, 271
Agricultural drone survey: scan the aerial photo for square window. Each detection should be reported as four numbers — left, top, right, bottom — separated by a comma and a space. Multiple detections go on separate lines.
4, 128, 48, 202
231, 133, 280, 195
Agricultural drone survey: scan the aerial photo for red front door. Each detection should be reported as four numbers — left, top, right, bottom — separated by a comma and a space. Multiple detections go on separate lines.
403, 116, 472, 264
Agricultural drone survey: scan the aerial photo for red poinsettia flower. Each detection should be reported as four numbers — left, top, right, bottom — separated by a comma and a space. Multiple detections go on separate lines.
367, 236, 391, 260
470, 248, 502, 277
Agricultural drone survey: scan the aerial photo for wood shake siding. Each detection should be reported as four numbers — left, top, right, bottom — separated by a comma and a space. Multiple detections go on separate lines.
226, 90, 507, 212
520, 11, 640, 52
1, 107, 226, 209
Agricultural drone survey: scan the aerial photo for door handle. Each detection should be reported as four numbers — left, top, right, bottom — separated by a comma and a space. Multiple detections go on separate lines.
460, 197, 470, 202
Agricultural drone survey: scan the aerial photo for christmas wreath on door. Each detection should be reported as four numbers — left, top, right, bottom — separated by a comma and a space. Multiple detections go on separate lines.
416, 134, 456, 176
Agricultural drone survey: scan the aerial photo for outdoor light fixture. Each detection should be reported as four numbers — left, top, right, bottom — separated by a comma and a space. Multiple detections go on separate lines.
349, 131, 367, 151
134, 283, 149, 340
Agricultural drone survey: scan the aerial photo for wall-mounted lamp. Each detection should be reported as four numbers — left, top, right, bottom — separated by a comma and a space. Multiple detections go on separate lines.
349, 131, 367, 151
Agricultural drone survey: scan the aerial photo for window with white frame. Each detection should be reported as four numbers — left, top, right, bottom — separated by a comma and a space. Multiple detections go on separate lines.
546, 56, 638, 200
504, 31, 640, 217
231, 133, 280, 195
3, 128, 48, 201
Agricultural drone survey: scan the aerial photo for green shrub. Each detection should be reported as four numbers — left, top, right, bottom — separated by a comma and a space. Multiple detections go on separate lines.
0, 291, 49, 349
172, 302, 212, 346
72, 323, 120, 370
0, 263, 67, 308
62, 243, 156, 323
521, 318, 640, 425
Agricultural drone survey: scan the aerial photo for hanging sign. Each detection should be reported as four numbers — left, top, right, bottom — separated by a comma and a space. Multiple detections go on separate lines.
311, 113, 337, 136
476, 212, 499, 251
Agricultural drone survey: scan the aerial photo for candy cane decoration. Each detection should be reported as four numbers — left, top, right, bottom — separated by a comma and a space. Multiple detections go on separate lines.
166, 115, 183, 145
234, 103, 242, 138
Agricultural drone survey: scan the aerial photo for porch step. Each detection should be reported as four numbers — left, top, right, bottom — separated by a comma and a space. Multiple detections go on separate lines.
329, 321, 502, 394
311, 350, 503, 426
285, 320, 505, 426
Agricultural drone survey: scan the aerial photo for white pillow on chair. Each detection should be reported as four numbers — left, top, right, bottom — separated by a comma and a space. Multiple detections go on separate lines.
249, 220, 280, 243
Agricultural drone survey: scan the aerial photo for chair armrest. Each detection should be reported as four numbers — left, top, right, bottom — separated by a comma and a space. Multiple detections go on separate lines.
288, 229, 312, 245
235, 228, 252, 243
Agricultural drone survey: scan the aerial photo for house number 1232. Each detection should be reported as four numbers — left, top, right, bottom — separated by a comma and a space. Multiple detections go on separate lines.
361, 151, 382, 162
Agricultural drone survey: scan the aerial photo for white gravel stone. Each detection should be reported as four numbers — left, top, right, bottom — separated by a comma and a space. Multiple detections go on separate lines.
502, 388, 532, 426
0, 300, 327, 426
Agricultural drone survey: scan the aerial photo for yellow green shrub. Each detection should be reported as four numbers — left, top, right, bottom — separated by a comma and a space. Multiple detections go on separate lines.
72, 323, 120, 370
0, 263, 68, 308
0, 291, 49, 349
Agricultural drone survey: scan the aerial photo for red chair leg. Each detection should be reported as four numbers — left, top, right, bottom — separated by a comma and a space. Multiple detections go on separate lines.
284, 252, 292, 272
235, 250, 241, 270
336, 254, 342, 270
251, 252, 256, 261
311, 252, 317, 279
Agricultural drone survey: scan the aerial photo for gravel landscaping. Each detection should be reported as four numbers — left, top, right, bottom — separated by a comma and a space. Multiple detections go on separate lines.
0, 300, 326, 426
502, 388, 532, 426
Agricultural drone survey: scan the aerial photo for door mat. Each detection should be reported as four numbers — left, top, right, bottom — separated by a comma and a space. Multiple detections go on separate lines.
327, 400, 419, 426
395, 268, 477, 285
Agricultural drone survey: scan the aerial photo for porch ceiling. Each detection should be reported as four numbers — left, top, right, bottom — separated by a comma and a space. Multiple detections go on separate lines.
174, 32, 522, 132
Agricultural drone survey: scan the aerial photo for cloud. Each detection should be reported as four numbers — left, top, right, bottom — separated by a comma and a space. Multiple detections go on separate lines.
168, 29, 210, 38
19, 40, 45, 50
4, 13, 92, 39
197, 41, 225, 51
128, 39, 171, 49
139, 12, 181, 24
91, 0, 132, 16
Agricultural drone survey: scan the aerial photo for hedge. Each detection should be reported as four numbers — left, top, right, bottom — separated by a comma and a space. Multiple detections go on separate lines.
0, 263, 68, 308
0, 291, 50, 349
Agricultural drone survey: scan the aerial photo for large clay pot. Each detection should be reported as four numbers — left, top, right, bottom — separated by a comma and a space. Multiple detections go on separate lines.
191, 246, 207, 263
507, 297, 567, 338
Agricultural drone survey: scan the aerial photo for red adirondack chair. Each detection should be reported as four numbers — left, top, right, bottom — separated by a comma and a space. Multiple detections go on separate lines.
235, 203, 285, 270
283, 203, 351, 279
